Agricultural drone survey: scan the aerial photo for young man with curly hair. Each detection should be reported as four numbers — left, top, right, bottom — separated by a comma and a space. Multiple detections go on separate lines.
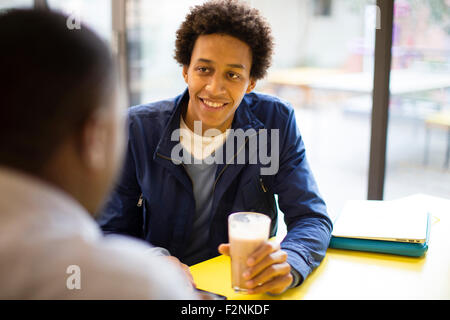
98, 0, 332, 295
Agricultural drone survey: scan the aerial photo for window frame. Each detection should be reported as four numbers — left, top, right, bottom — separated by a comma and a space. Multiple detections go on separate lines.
367, 0, 394, 200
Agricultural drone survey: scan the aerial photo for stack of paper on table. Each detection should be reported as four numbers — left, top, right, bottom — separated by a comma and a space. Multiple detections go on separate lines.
329, 196, 430, 257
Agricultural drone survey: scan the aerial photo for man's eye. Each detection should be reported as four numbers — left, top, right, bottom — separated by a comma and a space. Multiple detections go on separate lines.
197, 67, 209, 73
228, 72, 240, 80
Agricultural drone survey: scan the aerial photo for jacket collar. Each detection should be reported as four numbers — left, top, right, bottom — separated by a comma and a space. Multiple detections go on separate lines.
153, 89, 188, 161
231, 93, 265, 132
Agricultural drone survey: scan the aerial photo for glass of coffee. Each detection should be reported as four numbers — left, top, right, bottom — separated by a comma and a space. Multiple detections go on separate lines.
228, 212, 271, 293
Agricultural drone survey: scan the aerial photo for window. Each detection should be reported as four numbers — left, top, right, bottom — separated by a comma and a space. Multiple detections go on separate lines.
251, 0, 377, 223
384, 0, 450, 200
47, 0, 112, 42
313, 0, 332, 16
0, 0, 33, 10
127, 0, 205, 106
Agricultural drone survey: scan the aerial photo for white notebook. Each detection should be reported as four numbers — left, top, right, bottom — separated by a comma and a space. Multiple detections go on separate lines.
332, 198, 429, 244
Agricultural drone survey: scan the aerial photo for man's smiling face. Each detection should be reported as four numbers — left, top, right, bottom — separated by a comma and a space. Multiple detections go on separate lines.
182, 33, 256, 135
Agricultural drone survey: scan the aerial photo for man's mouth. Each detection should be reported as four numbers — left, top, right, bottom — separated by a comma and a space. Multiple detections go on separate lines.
199, 98, 228, 109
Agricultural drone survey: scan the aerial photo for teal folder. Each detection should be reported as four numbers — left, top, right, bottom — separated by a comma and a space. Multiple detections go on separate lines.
329, 230, 429, 257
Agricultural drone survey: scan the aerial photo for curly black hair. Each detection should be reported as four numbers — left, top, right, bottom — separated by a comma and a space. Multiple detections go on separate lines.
174, 0, 274, 80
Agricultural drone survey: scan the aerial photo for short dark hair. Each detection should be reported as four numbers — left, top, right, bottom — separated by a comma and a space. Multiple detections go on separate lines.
174, 0, 274, 80
0, 9, 114, 175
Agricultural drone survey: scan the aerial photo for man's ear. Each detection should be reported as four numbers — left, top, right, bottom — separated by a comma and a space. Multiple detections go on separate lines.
182, 65, 189, 83
246, 78, 256, 94
79, 113, 108, 171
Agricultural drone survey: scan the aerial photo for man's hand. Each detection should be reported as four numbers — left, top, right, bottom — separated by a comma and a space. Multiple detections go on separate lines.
218, 241, 293, 295
165, 256, 196, 288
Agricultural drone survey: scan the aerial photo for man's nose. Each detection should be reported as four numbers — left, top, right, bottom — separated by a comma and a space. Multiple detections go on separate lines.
205, 74, 226, 96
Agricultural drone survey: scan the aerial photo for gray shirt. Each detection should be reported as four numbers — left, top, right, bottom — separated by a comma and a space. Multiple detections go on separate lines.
182, 156, 217, 265
0, 168, 197, 299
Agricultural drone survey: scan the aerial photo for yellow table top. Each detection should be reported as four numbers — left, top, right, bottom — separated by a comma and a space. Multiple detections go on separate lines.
190, 195, 450, 299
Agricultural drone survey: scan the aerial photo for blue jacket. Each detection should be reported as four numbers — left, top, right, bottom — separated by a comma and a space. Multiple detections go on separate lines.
97, 89, 332, 284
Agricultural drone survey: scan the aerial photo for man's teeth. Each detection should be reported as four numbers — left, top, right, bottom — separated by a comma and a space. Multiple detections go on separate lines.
203, 99, 226, 108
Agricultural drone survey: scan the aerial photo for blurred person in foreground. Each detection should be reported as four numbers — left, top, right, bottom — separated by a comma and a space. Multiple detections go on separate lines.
98, 0, 332, 295
0, 9, 197, 299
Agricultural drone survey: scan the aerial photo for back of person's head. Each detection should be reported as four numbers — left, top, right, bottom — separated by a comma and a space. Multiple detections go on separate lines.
0, 8, 115, 176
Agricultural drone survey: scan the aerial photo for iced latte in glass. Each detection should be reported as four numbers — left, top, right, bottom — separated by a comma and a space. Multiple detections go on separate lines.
228, 212, 271, 293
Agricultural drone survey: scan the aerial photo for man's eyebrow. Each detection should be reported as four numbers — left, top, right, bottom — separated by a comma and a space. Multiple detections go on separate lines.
227, 63, 245, 69
196, 58, 246, 69
197, 58, 213, 64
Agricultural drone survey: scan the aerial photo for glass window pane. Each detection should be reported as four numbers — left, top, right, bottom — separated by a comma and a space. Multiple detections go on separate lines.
385, 0, 450, 200
47, 0, 112, 42
127, 0, 205, 105
0, 0, 33, 10
250, 0, 376, 223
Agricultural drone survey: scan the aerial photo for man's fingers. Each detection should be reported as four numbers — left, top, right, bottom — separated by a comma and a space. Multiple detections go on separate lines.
165, 256, 196, 287
219, 242, 279, 263
247, 241, 280, 266
243, 249, 288, 280
182, 264, 196, 287
245, 261, 291, 289
218, 243, 230, 256
247, 272, 293, 295
218, 242, 292, 295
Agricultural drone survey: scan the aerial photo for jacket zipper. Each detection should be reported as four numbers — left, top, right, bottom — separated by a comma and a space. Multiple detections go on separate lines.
259, 178, 268, 193
156, 153, 194, 187
212, 131, 260, 193
137, 193, 143, 207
